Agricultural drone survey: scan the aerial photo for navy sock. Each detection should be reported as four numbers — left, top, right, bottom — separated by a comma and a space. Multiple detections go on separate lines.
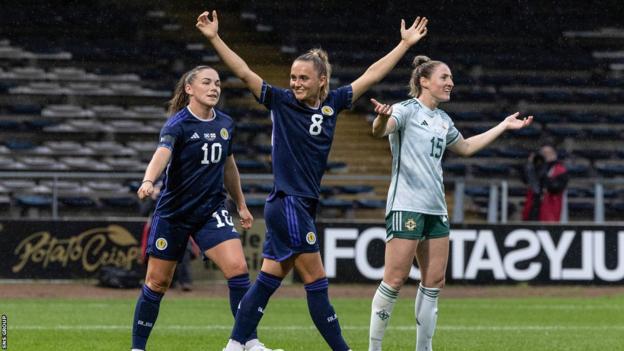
230, 271, 282, 343
132, 285, 164, 350
305, 278, 350, 351
227, 273, 257, 341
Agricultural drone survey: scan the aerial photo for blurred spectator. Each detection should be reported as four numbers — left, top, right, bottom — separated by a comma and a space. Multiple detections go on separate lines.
522, 144, 569, 222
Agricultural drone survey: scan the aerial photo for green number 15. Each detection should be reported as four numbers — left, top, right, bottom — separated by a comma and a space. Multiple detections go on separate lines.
429, 137, 443, 158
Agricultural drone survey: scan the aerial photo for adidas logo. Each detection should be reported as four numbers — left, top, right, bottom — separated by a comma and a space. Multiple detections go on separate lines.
421, 120, 429, 126
190, 132, 200, 140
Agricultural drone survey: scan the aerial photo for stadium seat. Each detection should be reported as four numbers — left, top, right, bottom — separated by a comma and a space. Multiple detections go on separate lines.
356, 199, 386, 209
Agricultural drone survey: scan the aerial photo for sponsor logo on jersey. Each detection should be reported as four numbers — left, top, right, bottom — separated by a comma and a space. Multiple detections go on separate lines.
155, 238, 168, 250
204, 132, 216, 141
190, 132, 200, 140
321, 106, 334, 116
220, 128, 229, 140
405, 218, 417, 231
306, 232, 317, 244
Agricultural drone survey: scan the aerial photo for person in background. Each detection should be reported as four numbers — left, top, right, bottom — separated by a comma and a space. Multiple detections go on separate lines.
522, 144, 569, 222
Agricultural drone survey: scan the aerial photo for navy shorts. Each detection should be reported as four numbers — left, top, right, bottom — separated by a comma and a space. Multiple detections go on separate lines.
147, 205, 239, 262
263, 192, 320, 262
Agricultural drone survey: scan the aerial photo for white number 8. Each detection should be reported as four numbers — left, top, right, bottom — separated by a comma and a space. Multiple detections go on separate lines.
309, 114, 323, 136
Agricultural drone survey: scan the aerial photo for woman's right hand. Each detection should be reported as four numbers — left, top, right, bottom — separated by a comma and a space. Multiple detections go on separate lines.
371, 98, 393, 118
196, 10, 219, 39
137, 181, 154, 200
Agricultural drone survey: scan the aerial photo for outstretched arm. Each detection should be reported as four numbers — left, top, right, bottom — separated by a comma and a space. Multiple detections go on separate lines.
370, 98, 397, 137
351, 17, 428, 102
197, 10, 263, 99
137, 147, 171, 199
224, 155, 253, 229
448, 113, 534, 157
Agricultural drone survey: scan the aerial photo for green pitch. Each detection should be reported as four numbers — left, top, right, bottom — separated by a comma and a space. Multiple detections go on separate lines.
2, 294, 623, 350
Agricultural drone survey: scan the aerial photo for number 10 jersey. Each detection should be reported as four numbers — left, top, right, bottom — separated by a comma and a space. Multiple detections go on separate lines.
155, 106, 234, 221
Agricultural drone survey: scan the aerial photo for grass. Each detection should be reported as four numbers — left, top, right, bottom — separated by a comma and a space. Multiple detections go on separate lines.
2, 294, 624, 350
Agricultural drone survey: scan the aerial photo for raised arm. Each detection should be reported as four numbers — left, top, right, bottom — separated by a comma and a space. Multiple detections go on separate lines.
224, 155, 253, 229
137, 147, 171, 199
370, 98, 397, 137
196, 11, 263, 99
351, 17, 428, 102
448, 113, 534, 157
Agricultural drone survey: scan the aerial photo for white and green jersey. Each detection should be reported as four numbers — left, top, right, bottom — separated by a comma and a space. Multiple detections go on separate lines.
385, 98, 461, 216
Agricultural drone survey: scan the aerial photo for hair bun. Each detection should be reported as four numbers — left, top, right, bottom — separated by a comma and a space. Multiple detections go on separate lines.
412, 55, 431, 68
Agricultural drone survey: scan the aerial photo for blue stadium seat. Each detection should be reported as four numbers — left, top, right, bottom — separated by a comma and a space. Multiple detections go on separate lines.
565, 164, 591, 177
320, 198, 353, 210
465, 186, 489, 197
443, 163, 467, 176
59, 196, 97, 208
100, 196, 139, 209
356, 199, 386, 209
595, 163, 624, 177
16, 194, 52, 208
326, 161, 348, 173
472, 163, 512, 176
236, 159, 268, 171
339, 185, 374, 194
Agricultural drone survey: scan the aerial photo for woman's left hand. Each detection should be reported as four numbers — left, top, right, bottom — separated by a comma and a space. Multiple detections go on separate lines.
400, 16, 428, 47
238, 207, 253, 230
503, 112, 533, 130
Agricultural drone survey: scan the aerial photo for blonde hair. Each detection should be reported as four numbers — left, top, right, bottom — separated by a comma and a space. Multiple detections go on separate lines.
167, 65, 215, 115
294, 48, 332, 100
408, 55, 444, 98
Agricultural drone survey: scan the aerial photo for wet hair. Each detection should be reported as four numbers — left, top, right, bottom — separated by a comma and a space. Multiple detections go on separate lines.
408, 55, 445, 98
294, 48, 332, 100
167, 65, 216, 115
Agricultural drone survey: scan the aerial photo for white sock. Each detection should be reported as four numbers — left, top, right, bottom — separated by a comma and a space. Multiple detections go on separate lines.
369, 281, 399, 351
224, 339, 245, 351
415, 283, 440, 351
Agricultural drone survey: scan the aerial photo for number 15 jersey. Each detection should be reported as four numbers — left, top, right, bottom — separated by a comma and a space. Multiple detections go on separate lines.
386, 98, 461, 216
257, 81, 353, 199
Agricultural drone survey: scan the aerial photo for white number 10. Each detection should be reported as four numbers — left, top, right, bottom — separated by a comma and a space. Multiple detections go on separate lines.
201, 142, 222, 164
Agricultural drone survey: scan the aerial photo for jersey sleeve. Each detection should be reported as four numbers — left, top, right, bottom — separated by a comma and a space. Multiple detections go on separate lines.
443, 113, 461, 146
333, 85, 353, 112
389, 103, 408, 133
158, 122, 181, 151
256, 81, 286, 110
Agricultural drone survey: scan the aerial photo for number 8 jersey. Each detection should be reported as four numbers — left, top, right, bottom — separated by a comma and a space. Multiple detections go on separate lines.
386, 98, 461, 216
257, 81, 353, 199
155, 106, 234, 221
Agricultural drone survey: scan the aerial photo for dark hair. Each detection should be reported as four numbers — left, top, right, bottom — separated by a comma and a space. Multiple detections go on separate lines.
294, 48, 331, 100
408, 55, 445, 98
167, 65, 216, 115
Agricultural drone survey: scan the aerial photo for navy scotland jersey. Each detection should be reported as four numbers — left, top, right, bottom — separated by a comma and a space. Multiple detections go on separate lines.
154, 107, 234, 221
257, 81, 353, 199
